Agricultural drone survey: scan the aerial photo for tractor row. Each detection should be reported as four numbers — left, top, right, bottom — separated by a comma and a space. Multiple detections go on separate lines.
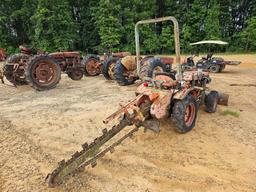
1, 46, 174, 91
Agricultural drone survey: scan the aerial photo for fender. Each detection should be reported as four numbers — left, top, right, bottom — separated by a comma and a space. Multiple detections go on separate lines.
121, 56, 137, 71
150, 91, 174, 119
173, 88, 195, 100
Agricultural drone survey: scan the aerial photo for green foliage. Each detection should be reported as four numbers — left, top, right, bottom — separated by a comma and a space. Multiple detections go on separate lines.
222, 110, 240, 117
0, 0, 256, 54
160, 26, 174, 53
235, 16, 256, 51
93, 0, 122, 52
204, 0, 221, 40
32, 0, 77, 52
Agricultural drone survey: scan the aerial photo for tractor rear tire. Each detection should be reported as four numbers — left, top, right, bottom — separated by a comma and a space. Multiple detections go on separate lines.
3, 53, 29, 85
219, 65, 226, 72
103, 56, 119, 80
114, 60, 136, 86
209, 65, 220, 73
172, 95, 198, 133
140, 58, 167, 79
68, 69, 84, 80
25, 55, 61, 91
82, 55, 101, 76
205, 91, 218, 113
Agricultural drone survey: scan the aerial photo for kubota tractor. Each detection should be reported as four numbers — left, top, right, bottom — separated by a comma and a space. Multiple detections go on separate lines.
46, 16, 229, 188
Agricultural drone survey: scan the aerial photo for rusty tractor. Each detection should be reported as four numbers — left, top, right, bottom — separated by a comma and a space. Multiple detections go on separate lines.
46, 16, 229, 187
82, 52, 131, 80
0, 48, 7, 61
2, 46, 84, 90
114, 55, 174, 86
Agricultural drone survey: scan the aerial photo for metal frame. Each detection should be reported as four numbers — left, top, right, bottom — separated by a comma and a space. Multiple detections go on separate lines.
135, 16, 182, 79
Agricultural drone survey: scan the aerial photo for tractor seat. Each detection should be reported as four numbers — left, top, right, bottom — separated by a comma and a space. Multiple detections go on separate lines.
154, 73, 177, 88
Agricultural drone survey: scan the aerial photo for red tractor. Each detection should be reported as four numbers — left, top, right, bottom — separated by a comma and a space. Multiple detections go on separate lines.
82, 52, 131, 80
2, 46, 84, 90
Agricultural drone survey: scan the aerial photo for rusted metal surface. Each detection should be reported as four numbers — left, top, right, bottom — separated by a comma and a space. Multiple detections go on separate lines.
32, 59, 59, 86
85, 57, 102, 76
3, 49, 85, 89
0, 48, 6, 61
158, 57, 174, 65
121, 56, 137, 71
49, 51, 80, 58
112, 52, 131, 58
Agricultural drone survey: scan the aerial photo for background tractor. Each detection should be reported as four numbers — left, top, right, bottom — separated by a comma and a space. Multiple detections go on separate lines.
82, 52, 131, 80
2, 46, 85, 90
114, 55, 174, 86
182, 41, 241, 73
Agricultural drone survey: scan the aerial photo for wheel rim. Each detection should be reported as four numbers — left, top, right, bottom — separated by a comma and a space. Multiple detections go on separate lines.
108, 62, 116, 80
184, 103, 196, 127
152, 66, 164, 76
32, 60, 58, 86
210, 66, 218, 72
85, 58, 99, 76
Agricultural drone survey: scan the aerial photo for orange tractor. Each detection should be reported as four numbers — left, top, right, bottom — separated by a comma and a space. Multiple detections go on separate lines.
46, 16, 229, 187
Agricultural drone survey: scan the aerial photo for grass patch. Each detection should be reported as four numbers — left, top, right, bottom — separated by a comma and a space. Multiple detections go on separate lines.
222, 110, 240, 117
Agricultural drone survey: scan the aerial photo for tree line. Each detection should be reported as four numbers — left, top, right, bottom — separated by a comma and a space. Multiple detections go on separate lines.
0, 0, 255, 54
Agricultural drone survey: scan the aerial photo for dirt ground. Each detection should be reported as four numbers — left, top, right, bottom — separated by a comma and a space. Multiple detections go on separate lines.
0, 54, 256, 192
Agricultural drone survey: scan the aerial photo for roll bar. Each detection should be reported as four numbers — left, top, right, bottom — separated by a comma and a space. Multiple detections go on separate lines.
135, 16, 182, 79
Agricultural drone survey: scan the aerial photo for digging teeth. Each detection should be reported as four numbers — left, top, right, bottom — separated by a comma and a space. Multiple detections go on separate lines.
58, 160, 65, 167
91, 161, 97, 168
110, 147, 115, 153
82, 142, 88, 150
102, 128, 108, 135
72, 151, 80, 158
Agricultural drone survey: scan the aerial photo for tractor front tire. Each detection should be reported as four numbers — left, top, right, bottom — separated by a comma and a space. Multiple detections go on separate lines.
114, 60, 136, 86
209, 65, 220, 73
205, 91, 218, 113
25, 55, 61, 91
103, 56, 119, 80
82, 55, 101, 76
172, 95, 198, 133
219, 65, 226, 72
